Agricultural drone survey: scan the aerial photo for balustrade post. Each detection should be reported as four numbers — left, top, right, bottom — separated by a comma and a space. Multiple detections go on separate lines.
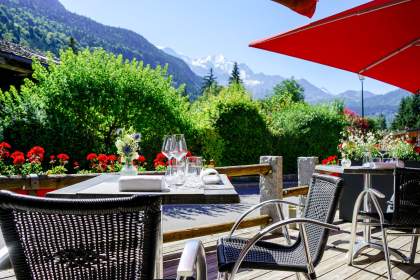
298, 157, 319, 187
294, 157, 319, 218
259, 156, 283, 226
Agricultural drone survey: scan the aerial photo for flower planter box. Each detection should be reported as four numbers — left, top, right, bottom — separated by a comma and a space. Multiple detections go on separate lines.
0, 173, 99, 196
339, 160, 420, 221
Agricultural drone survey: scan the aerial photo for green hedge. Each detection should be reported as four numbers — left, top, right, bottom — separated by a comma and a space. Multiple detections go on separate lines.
270, 102, 347, 173
1, 49, 199, 167
0, 49, 348, 172
191, 84, 272, 166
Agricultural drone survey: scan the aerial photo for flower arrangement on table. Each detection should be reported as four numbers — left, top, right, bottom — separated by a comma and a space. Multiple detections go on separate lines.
337, 127, 419, 166
115, 129, 142, 175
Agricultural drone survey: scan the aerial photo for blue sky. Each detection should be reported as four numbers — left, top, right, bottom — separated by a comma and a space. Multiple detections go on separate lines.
58, 0, 396, 95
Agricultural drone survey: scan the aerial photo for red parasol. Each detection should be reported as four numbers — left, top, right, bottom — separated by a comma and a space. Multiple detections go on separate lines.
251, 0, 420, 94
272, 0, 318, 18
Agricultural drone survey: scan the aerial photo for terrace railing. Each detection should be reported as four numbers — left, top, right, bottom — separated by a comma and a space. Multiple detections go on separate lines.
0, 156, 311, 243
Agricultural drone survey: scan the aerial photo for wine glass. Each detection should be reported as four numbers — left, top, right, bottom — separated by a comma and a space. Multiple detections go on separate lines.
171, 134, 188, 162
378, 143, 388, 162
161, 135, 173, 160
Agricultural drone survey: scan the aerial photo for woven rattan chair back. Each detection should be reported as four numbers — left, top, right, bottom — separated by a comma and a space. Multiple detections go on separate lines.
392, 167, 420, 226
301, 173, 343, 266
0, 191, 161, 280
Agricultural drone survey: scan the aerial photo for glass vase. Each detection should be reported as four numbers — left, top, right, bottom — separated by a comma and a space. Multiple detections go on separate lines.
341, 158, 352, 168
362, 151, 373, 167
121, 160, 138, 176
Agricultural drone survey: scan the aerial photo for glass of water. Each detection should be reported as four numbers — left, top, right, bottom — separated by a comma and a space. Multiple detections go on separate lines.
185, 156, 203, 188
164, 163, 185, 189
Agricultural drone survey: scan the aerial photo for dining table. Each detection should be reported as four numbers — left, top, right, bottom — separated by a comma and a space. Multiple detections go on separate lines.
314, 165, 409, 263
47, 173, 240, 278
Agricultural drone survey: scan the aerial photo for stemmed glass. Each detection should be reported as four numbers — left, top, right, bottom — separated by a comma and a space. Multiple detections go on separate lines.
161, 135, 173, 161
378, 143, 388, 162
171, 134, 188, 163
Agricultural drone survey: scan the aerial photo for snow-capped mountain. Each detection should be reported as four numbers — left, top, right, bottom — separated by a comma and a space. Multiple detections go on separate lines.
161, 47, 409, 118
162, 48, 285, 99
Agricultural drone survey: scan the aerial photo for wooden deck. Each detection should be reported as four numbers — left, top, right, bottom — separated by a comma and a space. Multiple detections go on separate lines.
1, 220, 419, 279
162, 220, 420, 280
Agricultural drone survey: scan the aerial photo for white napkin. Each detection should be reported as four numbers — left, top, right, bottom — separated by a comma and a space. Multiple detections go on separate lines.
200, 168, 222, 185
119, 175, 163, 192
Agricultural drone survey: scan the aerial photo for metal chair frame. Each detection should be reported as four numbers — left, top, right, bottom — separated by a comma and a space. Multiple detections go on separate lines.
349, 168, 420, 280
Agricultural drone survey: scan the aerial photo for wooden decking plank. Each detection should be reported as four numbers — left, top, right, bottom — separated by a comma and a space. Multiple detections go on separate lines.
373, 243, 420, 280
344, 236, 414, 280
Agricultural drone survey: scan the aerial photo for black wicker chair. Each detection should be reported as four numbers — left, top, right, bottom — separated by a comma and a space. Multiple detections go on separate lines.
0, 191, 206, 280
216, 173, 344, 280
349, 167, 420, 280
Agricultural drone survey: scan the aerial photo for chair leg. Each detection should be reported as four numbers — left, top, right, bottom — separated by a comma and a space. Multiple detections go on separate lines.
348, 191, 366, 265
381, 227, 393, 280
303, 272, 317, 280
409, 228, 419, 264
295, 272, 302, 280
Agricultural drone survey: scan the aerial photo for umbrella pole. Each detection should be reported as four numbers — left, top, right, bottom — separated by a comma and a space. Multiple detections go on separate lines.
359, 74, 365, 118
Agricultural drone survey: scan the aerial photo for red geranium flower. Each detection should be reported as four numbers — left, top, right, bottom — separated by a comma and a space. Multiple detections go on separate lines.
107, 154, 117, 162
138, 155, 146, 163
0, 142, 11, 160
57, 153, 70, 164
50, 155, 55, 160
86, 153, 97, 161
10, 151, 25, 165
414, 147, 420, 155
0, 142, 11, 150
97, 154, 108, 163
27, 146, 45, 163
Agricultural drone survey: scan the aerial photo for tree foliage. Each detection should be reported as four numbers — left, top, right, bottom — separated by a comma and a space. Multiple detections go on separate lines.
228, 62, 242, 85
1, 49, 198, 164
392, 95, 420, 130
201, 68, 217, 93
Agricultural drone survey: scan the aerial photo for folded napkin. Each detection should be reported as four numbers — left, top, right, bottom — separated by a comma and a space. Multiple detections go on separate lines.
119, 175, 163, 192
372, 162, 396, 169
200, 168, 222, 185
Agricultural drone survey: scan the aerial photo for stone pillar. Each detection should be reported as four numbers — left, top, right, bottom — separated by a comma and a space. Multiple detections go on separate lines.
296, 157, 318, 218
298, 157, 319, 187
259, 156, 283, 223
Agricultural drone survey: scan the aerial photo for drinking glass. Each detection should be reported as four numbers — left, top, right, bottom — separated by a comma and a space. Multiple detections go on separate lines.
185, 156, 203, 188
171, 134, 188, 162
164, 164, 185, 189
161, 135, 173, 160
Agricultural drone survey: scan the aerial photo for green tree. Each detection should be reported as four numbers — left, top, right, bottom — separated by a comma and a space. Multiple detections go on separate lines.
229, 62, 242, 85
2, 49, 199, 165
261, 79, 305, 121
368, 114, 387, 131
201, 68, 217, 93
68, 36, 78, 53
272, 79, 304, 103
392, 95, 420, 130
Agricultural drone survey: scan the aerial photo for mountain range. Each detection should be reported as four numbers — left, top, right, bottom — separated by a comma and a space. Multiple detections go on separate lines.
0, 0, 410, 118
0, 0, 202, 96
163, 47, 410, 118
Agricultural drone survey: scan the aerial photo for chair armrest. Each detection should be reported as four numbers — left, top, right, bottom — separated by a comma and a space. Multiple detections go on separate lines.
228, 218, 339, 280
229, 199, 304, 237
0, 246, 9, 268
176, 240, 207, 280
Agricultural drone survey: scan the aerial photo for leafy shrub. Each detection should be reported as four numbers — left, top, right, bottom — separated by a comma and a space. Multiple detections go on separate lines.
192, 84, 272, 166
270, 102, 347, 173
3, 49, 199, 166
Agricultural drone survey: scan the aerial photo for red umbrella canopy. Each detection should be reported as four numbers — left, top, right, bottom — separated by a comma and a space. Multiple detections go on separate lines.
272, 0, 318, 18
251, 0, 420, 94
